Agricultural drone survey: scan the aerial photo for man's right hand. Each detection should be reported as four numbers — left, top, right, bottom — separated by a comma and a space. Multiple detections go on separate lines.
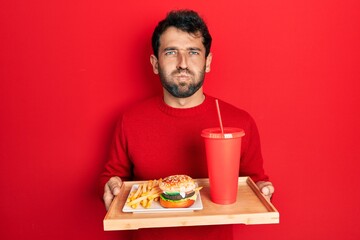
103, 176, 122, 210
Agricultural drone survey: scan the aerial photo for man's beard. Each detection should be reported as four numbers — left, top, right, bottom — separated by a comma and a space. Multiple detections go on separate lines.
158, 67, 205, 98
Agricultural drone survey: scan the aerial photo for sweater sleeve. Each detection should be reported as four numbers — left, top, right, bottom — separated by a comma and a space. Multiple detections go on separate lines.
239, 114, 269, 183
99, 116, 133, 196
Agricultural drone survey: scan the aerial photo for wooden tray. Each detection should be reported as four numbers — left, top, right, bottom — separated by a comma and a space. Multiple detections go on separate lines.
103, 177, 279, 230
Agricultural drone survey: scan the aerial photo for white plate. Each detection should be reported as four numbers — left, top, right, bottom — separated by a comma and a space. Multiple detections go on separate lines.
122, 184, 203, 213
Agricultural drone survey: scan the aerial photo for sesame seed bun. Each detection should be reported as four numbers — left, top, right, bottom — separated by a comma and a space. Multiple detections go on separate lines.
159, 175, 196, 193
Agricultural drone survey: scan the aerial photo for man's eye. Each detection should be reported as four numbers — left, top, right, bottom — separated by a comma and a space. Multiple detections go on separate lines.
189, 51, 200, 55
165, 51, 176, 55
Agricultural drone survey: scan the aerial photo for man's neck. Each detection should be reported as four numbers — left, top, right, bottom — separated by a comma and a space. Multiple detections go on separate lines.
163, 89, 205, 108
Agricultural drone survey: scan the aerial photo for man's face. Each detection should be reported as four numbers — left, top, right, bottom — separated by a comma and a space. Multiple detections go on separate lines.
150, 27, 212, 98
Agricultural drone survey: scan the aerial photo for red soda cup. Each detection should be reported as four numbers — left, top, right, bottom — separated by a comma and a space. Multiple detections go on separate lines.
201, 127, 245, 204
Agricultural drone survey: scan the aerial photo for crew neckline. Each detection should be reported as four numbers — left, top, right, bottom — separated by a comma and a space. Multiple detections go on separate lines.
157, 94, 214, 117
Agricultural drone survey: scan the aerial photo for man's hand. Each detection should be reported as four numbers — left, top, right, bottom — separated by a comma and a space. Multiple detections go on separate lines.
103, 176, 122, 210
256, 181, 275, 201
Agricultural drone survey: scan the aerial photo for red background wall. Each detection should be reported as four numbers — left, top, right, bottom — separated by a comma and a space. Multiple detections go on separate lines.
1, 0, 359, 239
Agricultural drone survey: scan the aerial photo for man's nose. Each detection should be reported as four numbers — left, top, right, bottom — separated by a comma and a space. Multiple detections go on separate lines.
176, 52, 188, 70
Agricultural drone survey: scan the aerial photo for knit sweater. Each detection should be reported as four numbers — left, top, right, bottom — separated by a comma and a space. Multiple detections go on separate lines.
100, 94, 269, 239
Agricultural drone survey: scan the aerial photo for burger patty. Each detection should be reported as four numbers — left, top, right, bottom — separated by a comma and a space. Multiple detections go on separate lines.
161, 191, 195, 200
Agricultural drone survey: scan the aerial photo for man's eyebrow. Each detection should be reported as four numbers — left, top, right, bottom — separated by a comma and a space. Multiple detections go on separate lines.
162, 47, 203, 52
188, 47, 202, 51
163, 47, 178, 52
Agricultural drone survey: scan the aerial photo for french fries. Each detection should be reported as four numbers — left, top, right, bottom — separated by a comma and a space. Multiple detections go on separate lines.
126, 179, 163, 209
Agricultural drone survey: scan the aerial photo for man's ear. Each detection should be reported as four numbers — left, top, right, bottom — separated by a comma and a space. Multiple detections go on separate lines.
150, 55, 159, 74
205, 53, 212, 73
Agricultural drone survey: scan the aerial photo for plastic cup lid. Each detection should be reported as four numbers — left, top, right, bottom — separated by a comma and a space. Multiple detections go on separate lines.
201, 127, 245, 139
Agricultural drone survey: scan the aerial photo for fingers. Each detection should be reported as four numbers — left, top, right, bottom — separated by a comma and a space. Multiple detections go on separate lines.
103, 176, 123, 210
103, 184, 114, 211
262, 186, 274, 201
261, 184, 274, 195
256, 181, 275, 199
261, 186, 270, 195
108, 176, 122, 196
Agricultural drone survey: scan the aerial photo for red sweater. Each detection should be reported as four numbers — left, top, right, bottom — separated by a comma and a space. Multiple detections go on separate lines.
100, 94, 269, 239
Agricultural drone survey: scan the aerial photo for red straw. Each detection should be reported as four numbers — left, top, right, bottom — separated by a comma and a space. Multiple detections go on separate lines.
215, 99, 224, 134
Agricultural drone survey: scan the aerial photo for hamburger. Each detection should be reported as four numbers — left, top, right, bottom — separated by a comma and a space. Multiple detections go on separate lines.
159, 175, 197, 208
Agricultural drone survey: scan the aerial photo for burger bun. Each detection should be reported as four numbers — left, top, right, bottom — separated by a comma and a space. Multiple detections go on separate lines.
159, 198, 195, 208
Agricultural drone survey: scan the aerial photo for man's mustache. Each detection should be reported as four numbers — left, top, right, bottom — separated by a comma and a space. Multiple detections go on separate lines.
172, 67, 193, 75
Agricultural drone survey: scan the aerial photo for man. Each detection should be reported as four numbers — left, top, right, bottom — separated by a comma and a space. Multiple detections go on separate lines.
101, 10, 274, 239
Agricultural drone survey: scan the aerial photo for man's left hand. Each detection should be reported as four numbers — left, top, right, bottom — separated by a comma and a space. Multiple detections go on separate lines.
256, 181, 275, 201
